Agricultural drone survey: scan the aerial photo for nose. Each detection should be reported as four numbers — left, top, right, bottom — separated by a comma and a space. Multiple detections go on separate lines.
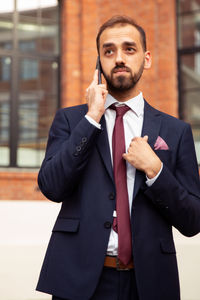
115, 50, 125, 65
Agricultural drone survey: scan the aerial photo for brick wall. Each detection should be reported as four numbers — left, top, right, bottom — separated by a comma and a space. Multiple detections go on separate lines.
0, 0, 178, 200
0, 171, 45, 200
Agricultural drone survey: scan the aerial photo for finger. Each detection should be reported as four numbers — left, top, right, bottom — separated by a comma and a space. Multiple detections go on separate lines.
143, 135, 148, 142
98, 84, 106, 89
131, 136, 140, 142
93, 69, 98, 85
122, 153, 128, 160
102, 89, 108, 98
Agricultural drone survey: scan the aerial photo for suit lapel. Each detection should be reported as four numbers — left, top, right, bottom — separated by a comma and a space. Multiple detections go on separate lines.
80, 104, 113, 183
133, 101, 162, 199
96, 115, 114, 183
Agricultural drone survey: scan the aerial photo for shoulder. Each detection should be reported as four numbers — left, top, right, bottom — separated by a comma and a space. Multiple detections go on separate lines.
145, 100, 190, 130
57, 104, 88, 118
49, 104, 88, 133
53, 104, 88, 125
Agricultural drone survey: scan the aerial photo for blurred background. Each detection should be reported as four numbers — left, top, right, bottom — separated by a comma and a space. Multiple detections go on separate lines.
0, 0, 199, 299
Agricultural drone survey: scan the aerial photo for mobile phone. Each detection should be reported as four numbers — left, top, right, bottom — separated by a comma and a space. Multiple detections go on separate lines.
96, 56, 102, 84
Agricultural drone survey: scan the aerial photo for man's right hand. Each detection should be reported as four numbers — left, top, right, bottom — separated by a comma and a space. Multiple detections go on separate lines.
86, 70, 108, 123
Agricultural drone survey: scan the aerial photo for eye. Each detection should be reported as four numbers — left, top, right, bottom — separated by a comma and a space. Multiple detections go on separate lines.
126, 47, 135, 53
105, 49, 114, 56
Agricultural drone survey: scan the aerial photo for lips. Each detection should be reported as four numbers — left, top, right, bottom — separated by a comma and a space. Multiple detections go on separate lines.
113, 67, 129, 73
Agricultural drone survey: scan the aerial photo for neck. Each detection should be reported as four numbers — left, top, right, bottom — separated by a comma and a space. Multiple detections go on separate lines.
108, 84, 140, 102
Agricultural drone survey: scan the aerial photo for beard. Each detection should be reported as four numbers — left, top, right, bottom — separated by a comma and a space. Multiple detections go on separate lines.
103, 62, 145, 93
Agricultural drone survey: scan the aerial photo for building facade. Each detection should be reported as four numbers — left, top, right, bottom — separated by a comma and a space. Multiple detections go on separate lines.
0, 0, 199, 200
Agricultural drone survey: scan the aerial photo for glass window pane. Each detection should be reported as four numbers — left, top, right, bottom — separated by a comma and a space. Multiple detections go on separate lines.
0, 56, 11, 166
40, 6, 59, 55
193, 128, 200, 163
17, 0, 59, 55
180, 89, 200, 164
178, 0, 200, 14
178, 1, 200, 164
180, 89, 200, 122
20, 58, 39, 80
17, 58, 58, 167
179, 52, 200, 163
17, 0, 57, 11
0, 0, 14, 50
180, 53, 200, 90
18, 9, 39, 53
178, 12, 200, 48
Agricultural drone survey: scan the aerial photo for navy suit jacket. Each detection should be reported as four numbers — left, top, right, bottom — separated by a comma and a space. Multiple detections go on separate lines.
36, 101, 200, 300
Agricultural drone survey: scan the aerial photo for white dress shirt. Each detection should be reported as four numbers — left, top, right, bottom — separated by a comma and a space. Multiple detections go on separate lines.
85, 92, 162, 256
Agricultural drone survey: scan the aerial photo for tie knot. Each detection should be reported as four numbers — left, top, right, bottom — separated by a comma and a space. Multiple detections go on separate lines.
110, 104, 130, 117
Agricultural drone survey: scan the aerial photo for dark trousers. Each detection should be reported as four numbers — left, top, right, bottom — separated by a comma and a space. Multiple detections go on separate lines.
52, 266, 139, 300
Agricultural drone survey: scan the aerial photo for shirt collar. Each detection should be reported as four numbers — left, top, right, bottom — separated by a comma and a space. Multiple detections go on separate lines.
105, 92, 144, 117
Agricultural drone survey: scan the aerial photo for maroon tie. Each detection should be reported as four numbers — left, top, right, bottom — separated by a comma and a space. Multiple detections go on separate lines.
111, 104, 132, 266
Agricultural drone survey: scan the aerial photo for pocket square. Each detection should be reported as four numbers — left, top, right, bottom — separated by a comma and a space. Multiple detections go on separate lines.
154, 136, 169, 150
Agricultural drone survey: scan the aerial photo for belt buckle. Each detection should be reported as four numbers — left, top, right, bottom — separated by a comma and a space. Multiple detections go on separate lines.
116, 257, 130, 271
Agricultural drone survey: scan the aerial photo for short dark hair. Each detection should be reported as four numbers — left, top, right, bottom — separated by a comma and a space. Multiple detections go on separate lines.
96, 15, 147, 53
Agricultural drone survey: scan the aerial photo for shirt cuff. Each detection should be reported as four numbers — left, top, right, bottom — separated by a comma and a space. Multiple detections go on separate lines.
145, 163, 163, 187
85, 115, 101, 129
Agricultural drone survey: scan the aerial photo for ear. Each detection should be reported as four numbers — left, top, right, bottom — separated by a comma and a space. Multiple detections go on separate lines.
144, 51, 151, 69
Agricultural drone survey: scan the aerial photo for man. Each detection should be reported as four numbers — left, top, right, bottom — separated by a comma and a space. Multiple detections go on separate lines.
36, 15, 200, 300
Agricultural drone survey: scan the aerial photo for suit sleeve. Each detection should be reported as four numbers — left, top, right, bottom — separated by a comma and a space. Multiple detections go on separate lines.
144, 123, 200, 237
38, 108, 100, 202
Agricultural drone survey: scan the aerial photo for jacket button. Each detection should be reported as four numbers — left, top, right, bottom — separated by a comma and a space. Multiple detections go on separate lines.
104, 221, 112, 229
82, 137, 87, 143
76, 146, 81, 151
109, 192, 115, 200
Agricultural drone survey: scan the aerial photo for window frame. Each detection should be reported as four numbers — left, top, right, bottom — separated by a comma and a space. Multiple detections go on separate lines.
0, 0, 60, 168
177, 0, 200, 165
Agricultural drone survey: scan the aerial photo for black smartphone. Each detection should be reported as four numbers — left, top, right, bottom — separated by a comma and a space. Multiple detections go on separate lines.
96, 56, 102, 84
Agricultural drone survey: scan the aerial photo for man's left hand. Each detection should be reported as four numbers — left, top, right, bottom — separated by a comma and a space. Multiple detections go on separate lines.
123, 135, 162, 179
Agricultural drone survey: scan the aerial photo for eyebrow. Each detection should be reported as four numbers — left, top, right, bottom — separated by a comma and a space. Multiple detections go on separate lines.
103, 42, 115, 48
102, 41, 137, 48
123, 41, 137, 47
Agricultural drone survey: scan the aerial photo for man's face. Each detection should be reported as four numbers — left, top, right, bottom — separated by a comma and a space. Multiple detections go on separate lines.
99, 24, 151, 92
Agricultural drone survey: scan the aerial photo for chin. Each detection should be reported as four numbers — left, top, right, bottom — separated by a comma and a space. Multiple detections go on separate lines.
115, 77, 132, 86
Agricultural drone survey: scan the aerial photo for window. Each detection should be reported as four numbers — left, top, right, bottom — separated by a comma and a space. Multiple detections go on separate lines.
0, 0, 60, 167
177, 0, 200, 164
0, 56, 11, 166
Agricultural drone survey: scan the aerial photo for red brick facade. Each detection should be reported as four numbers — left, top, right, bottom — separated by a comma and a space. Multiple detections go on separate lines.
0, 171, 45, 200
0, 0, 178, 200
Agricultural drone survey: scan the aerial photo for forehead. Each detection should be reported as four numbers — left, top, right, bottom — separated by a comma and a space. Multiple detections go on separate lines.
99, 24, 142, 48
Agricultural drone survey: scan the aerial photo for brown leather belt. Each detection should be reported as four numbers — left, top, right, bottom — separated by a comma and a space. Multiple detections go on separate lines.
104, 256, 134, 271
